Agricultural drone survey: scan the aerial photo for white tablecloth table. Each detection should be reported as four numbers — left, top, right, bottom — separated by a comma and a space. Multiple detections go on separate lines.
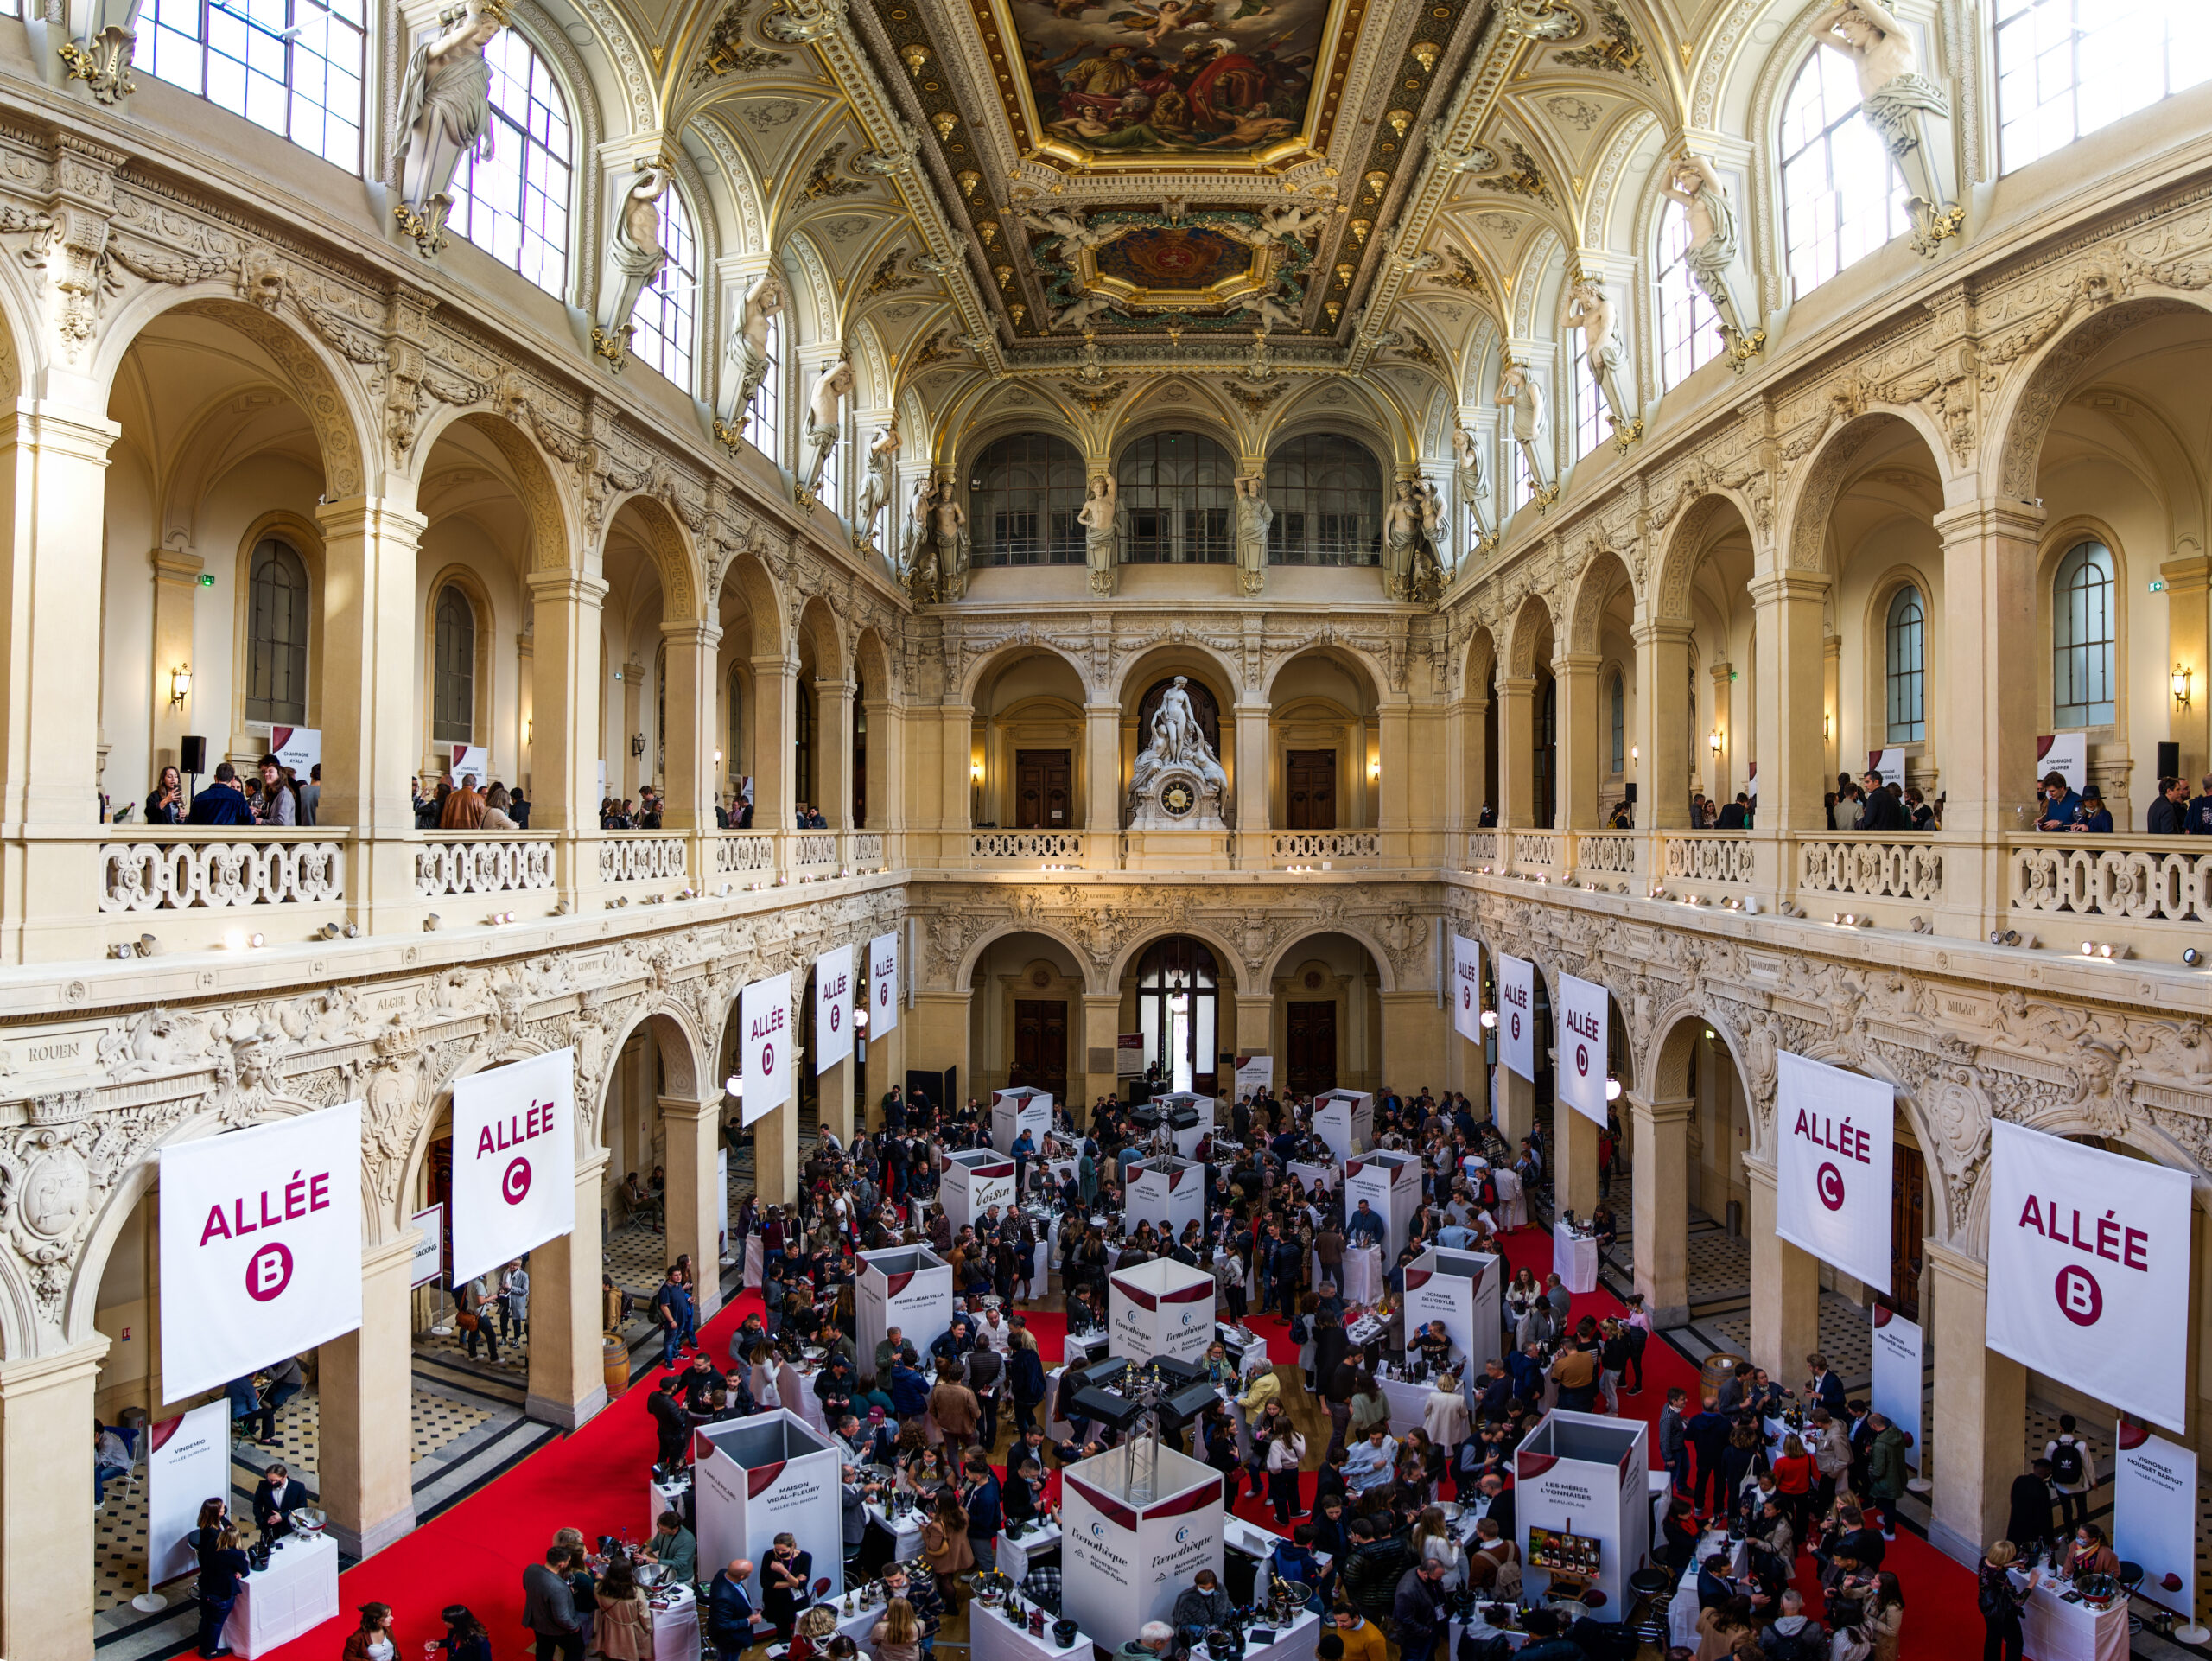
1311, 1244, 1381, 1306
221, 1531, 340, 1658
785, 1361, 829, 1435
971, 1601, 1089, 1661
1667, 1532, 1756, 1649
651, 1581, 700, 1661
1379, 1374, 1433, 1437
864, 1503, 926, 1562
743, 1236, 765, 1289
1553, 1224, 1599, 1294
995, 1520, 1063, 1583
2016, 1573, 2129, 1661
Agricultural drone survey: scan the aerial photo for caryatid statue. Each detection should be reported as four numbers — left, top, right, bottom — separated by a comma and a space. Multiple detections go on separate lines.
1810, 0, 1960, 251
1382, 478, 1425, 601
899, 475, 938, 601
1496, 355, 1551, 495
1077, 474, 1119, 596
1413, 480, 1446, 600
802, 356, 854, 497
393, 0, 506, 253
1232, 474, 1272, 596
853, 422, 900, 550
1659, 152, 1758, 357
931, 477, 971, 601
1560, 273, 1637, 441
721, 270, 785, 436
594, 164, 671, 365
1452, 425, 1492, 544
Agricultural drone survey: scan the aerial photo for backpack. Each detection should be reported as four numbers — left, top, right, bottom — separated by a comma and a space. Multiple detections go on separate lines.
2050, 1438, 2083, 1486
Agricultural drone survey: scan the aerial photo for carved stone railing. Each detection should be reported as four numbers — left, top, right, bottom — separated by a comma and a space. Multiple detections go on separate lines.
791, 832, 839, 874
1662, 830, 1754, 885
598, 834, 686, 884
1271, 830, 1381, 865
972, 830, 1084, 862
100, 831, 346, 912
1511, 831, 1562, 869
1466, 830, 1501, 866
414, 835, 555, 898
1798, 835, 1944, 901
714, 832, 775, 875
2007, 836, 2212, 924
849, 831, 886, 869
1574, 832, 1638, 875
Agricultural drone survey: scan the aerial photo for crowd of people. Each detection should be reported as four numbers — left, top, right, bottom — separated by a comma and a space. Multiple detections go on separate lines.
117, 754, 323, 827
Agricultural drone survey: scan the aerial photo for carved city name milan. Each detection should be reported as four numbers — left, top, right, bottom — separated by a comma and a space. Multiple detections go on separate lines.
1789, 1107, 1872, 1165
198, 1170, 335, 1244
475, 1099, 556, 1157
2014, 1197, 2152, 1272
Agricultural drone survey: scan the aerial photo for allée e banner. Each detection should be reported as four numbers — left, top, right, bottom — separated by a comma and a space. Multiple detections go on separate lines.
868, 932, 900, 1037
1451, 933, 1484, 1045
1497, 953, 1535, 1082
740, 971, 793, 1126
450, 1048, 577, 1287
1986, 1120, 2193, 1430
1554, 972, 1609, 1127
814, 944, 855, 1073
157, 1102, 365, 1402
1774, 1051, 1893, 1294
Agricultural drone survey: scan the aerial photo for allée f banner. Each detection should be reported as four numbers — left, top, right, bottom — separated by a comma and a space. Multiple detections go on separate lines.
1497, 953, 1535, 1082
451, 1049, 576, 1286
740, 972, 793, 1126
868, 932, 900, 1037
1986, 1120, 2193, 1429
1452, 934, 1484, 1045
1554, 972, 1609, 1126
158, 1102, 365, 1402
1774, 1051, 1893, 1294
814, 944, 855, 1073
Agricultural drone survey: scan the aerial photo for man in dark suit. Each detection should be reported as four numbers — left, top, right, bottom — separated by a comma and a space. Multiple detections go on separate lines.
523, 1546, 585, 1661
250, 1461, 313, 1540
649, 1374, 690, 1468
705, 1558, 757, 1656
1468, 1472, 1513, 1538
188, 762, 256, 826
1804, 1353, 1847, 1419
962, 1453, 1002, 1570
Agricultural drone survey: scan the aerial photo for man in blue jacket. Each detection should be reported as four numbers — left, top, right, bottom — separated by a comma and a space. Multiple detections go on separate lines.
705, 1558, 756, 1655
961, 1452, 1001, 1570
889, 1355, 931, 1424
188, 762, 255, 826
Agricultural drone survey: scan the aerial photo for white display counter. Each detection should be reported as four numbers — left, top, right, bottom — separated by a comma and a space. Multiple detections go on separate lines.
991, 1088, 1055, 1155
1061, 1443, 1224, 1648
1344, 1151, 1422, 1261
2015, 1571, 2129, 1661
1127, 1155, 1206, 1244
1552, 1224, 1600, 1295
864, 1502, 926, 1562
971, 1601, 1090, 1661
1402, 1245, 1503, 1384
650, 1473, 689, 1539
996, 1518, 1063, 1582
1515, 1408, 1650, 1618
651, 1581, 699, 1661
221, 1531, 340, 1658
856, 1245, 953, 1374
1379, 1372, 1432, 1437
1313, 1091, 1374, 1164
1312, 1244, 1382, 1307
1107, 1257, 1216, 1365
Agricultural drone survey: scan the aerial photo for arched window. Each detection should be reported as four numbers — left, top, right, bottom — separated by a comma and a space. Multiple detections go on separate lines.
1534, 674, 1557, 828
245, 538, 310, 726
1116, 431, 1234, 563
1135, 936, 1218, 1093
1885, 585, 1926, 742
630, 184, 698, 390
433, 585, 475, 744
1572, 336, 1608, 461
1779, 47, 1910, 297
973, 433, 1085, 564
817, 398, 843, 512
449, 30, 573, 296
1609, 670, 1625, 774
2053, 540, 2116, 727
1655, 204, 1721, 389
143, 0, 365, 169
1997, 0, 2211, 173
1266, 434, 1382, 566
744, 313, 781, 460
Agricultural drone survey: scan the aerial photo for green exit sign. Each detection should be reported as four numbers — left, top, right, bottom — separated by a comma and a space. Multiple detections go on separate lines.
2150, 579, 2166, 593
196, 573, 215, 588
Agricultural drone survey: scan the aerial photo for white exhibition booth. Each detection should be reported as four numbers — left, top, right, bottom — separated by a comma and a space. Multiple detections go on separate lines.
1061, 1444, 1224, 1649
941, 1148, 1017, 1228
1125, 1154, 1206, 1242
1344, 1149, 1422, 1260
695, 1409, 845, 1605
1313, 1091, 1373, 1164
1402, 1246, 1503, 1384
1107, 1257, 1217, 1365
855, 1245, 953, 1371
1153, 1090, 1216, 1156
990, 1087, 1054, 1155
1516, 1409, 1650, 1619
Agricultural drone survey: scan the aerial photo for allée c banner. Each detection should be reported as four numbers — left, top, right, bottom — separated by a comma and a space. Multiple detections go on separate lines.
450, 1048, 577, 1286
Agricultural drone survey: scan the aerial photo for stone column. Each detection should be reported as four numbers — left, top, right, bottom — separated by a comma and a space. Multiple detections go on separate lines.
1745, 1160, 1819, 1380
1494, 676, 1535, 829
863, 689, 900, 843
525, 1153, 611, 1429
1926, 1240, 2026, 1565
619, 659, 645, 799
1627, 1093, 1694, 1327
941, 701, 975, 863
816, 675, 855, 829
317, 494, 429, 930
1376, 700, 1411, 833
1632, 619, 1693, 828
817, 1051, 856, 1147
1084, 702, 1122, 869
526, 572, 608, 830
0, 1339, 108, 1659
1707, 661, 1733, 803
861, 1017, 901, 1134
2164, 556, 2209, 784
1821, 634, 1842, 784
659, 621, 722, 830
1463, 690, 1491, 832
753, 1098, 799, 1206
1553, 1091, 1599, 1218
318, 1236, 419, 1556
1749, 569, 1831, 831
1232, 701, 1268, 860
662, 1094, 725, 1319
1553, 651, 1603, 831
750, 655, 798, 835
149, 541, 204, 773
1497, 1065, 1535, 1145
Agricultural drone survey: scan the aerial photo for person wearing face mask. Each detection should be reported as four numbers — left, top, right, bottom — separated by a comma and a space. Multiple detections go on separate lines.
2066, 1522, 2120, 1580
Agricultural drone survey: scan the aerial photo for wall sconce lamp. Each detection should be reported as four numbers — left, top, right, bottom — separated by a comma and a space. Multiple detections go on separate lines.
714, 748, 723, 764
630, 733, 645, 757
525, 716, 534, 744
1822, 710, 1833, 740
1630, 746, 1638, 766
971, 759, 985, 782
1368, 758, 1381, 781
2173, 663, 2192, 710
168, 664, 192, 708
1708, 728, 1723, 755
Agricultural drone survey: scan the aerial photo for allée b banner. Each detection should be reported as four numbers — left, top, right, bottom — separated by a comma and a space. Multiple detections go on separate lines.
450, 1048, 577, 1286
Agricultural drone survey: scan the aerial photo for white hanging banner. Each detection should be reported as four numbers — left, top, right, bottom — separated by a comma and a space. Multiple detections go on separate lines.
146, 1401, 232, 1589
1497, 953, 1535, 1082
1869, 1308, 1922, 1472
1986, 1120, 2194, 1430
450, 1048, 577, 1287
740, 972, 793, 1127
409, 1203, 444, 1289
2113, 1422, 2197, 1622
157, 1102, 365, 1402
815, 945, 855, 1073
1233, 1053, 1273, 1098
1452, 934, 1484, 1045
868, 932, 900, 1037
1554, 972, 1609, 1127
1774, 1051, 1893, 1294
269, 725, 321, 774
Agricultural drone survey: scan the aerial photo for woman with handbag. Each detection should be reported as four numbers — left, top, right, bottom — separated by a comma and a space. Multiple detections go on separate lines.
920, 1490, 973, 1610
454, 1276, 498, 1362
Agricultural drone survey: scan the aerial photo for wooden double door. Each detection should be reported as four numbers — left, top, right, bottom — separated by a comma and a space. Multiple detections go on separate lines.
1286, 1000, 1337, 1096
1011, 1000, 1068, 1102
1286, 749, 1336, 829
1014, 749, 1073, 829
